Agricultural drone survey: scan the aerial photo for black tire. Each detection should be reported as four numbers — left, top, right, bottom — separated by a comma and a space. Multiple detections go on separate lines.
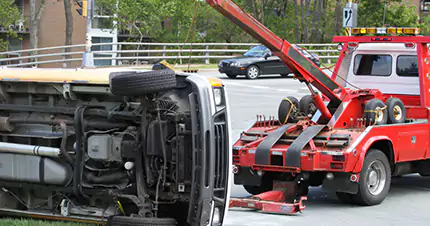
353, 149, 391, 206
386, 97, 406, 124
245, 65, 260, 79
278, 96, 299, 124
107, 216, 177, 226
364, 98, 388, 126
299, 95, 317, 117
110, 69, 176, 96
336, 192, 356, 204
243, 173, 273, 195
226, 73, 237, 79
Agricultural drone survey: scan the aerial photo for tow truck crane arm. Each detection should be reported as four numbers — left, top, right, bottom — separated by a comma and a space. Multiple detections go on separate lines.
206, 0, 345, 119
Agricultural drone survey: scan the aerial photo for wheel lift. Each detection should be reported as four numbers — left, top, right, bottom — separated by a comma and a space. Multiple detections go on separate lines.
229, 181, 307, 214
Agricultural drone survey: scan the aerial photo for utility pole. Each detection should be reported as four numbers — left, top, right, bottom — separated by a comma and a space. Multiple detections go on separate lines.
82, 0, 94, 68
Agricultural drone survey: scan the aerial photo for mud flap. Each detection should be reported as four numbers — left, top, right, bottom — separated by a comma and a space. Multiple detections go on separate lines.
285, 125, 326, 168
255, 124, 295, 165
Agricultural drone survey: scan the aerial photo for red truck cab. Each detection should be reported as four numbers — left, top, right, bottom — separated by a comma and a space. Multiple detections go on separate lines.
232, 27, 430, 206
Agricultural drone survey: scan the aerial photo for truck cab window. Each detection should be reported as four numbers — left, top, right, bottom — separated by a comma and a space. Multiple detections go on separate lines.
397, 55, 418, 77
353, 54, 392, 76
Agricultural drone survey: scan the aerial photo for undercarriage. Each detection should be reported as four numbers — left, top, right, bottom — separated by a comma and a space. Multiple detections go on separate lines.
0, 69, 230, 226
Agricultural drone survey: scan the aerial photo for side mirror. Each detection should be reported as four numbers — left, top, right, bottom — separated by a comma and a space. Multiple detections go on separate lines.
264, 53, 270, 59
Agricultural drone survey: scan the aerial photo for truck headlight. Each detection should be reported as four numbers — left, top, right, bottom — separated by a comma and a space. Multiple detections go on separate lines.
213, 88, 223, 106
207, 77, 225, 107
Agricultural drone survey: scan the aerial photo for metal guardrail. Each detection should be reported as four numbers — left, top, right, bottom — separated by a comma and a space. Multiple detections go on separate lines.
0, 42, 340, 68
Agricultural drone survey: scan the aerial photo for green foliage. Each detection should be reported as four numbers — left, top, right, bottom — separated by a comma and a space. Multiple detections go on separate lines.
98, 0, 428, 44
357, 0, 418, 27
0, 0, 22, 51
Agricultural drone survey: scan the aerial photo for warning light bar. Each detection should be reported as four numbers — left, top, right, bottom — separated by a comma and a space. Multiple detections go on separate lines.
351, 27, 420, 36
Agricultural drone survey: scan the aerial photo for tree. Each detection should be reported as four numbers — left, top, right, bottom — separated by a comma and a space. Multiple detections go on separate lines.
63, 0, 73, 67
30, 0, 47, 60
0, 0, 22, 51
357, 0, 418, 27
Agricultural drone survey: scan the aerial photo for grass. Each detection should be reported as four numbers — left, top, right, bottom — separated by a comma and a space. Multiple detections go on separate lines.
0, 218, 92, 226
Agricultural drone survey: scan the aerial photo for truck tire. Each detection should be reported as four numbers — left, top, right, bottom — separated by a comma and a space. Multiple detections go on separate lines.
364, 98, 388, 126
336, 192, 356, 204
243, 174, 273, 195
386, 97, 406, 124
278, 96, 299, 124
109, 69, 177, 96
353, 149, 391, 206
299, 95, 317, 117
107, 216, 177, 226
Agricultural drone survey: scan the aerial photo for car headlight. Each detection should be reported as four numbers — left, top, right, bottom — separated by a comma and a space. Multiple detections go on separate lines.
230, 62, 241, 67
213, 87, 223, 106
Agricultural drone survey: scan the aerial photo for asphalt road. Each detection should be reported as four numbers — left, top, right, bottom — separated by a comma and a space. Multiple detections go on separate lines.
195, 70, 430, 226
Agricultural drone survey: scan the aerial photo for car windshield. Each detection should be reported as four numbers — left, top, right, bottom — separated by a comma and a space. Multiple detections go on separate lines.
244, 45, 269, 57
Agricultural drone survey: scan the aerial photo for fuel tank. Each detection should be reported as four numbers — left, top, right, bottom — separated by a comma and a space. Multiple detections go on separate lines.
0, 153, 72, 185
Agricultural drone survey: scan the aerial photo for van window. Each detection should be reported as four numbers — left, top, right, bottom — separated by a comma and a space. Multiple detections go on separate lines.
353, 54, 392, 76
397, 55, 418, 77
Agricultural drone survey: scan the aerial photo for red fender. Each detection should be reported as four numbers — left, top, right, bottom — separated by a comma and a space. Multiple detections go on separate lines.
352, 136, 394, 173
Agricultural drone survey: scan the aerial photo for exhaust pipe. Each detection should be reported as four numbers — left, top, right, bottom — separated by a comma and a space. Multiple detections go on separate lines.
0, 142, 61, 157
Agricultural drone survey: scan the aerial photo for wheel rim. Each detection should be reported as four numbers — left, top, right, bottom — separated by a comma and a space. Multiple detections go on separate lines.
375, 107, 384, 122
393, 105, 402, 120
248, 67, 259, 78
366, 160, 386, 196
308, 103, 317, 115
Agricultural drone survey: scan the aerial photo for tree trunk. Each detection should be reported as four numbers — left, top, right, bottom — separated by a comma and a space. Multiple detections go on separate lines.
282, 1, 288, 38
300, 0, 304, 42
260, 0, 265, 25
334, 0, 342, 35
251, 0, 257, 19
30, 0, 46, 65
293, 0, 300, 43
303, 0, 310, 43
64, 0, 73, 68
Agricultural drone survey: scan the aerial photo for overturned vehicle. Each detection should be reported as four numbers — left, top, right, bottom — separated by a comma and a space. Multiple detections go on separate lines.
0, 67, 231, 226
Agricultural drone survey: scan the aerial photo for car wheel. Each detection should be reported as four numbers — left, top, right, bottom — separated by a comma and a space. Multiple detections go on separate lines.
386, 97, 406, 124
299, 95, 317, 117
278, 96, 299, 124
364, 98, 388, 126
245, 65, 260, 79
226, 73, 237, 79
352, 149, 391, 206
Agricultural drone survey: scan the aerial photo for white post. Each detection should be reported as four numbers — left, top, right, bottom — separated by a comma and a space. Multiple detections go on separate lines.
205, 45, 209, 64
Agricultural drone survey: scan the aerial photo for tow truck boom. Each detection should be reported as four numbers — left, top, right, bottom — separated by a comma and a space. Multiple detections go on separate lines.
206, 0, 344, 119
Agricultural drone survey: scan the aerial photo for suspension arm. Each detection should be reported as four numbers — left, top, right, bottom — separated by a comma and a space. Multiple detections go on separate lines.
206, 0, 344, 117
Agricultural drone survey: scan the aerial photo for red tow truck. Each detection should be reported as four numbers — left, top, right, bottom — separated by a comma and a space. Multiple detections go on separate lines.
207, 0, 430, 215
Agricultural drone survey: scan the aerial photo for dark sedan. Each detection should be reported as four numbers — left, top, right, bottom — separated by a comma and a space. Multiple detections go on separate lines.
218, 44, 321, 79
